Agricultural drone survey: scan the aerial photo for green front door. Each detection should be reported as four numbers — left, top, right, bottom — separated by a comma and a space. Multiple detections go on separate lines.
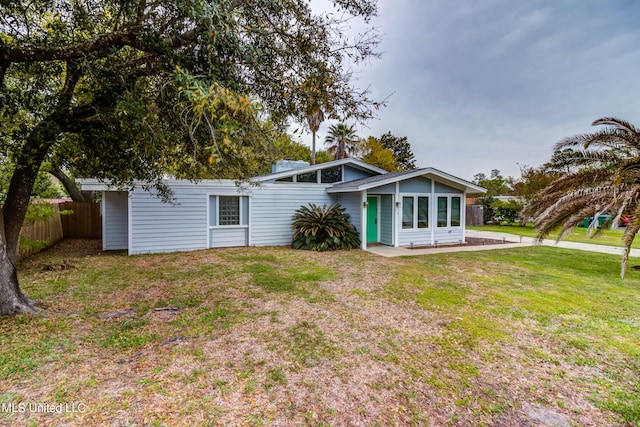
366, 196, 378, 243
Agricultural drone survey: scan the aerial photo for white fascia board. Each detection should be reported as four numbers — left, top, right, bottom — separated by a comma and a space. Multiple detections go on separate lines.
76, 179, 114, 191
77, 178, 242, 192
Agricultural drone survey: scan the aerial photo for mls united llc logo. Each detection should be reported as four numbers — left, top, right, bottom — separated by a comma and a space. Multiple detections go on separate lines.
1, 402, 86, 413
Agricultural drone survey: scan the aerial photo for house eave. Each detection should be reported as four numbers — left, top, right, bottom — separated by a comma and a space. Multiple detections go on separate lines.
326, 167, 487, 194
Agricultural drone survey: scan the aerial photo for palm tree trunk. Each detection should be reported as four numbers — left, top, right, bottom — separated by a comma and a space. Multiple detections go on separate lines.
311, 130, 316, 165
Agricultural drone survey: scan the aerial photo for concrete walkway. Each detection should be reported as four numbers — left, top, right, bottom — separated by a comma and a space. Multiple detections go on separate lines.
365, 229, 640, 258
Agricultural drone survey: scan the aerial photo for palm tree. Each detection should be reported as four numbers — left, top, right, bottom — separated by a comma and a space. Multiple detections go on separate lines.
524, 117, 640, 277
324, 123, 359, 160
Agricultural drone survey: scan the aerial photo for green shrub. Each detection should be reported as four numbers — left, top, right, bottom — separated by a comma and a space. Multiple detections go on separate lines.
491, 199, 524, 224
291, 203, 361, 251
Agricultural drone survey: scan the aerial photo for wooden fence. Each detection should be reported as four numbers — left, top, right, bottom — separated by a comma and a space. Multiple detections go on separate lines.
17, 202, 101, 261
59, 202, 102, 239
17, 203, 65, 261
466, 205, 484, 226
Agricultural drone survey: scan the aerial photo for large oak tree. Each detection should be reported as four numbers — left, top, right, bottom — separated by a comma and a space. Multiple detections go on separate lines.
0, 0, 380, 315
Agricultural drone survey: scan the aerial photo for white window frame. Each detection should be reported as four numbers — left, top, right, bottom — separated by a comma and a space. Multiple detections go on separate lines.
400, 193, 430, 231
275, 166, 344, 184
208, 195, 249, 229
436, 194, 463, 228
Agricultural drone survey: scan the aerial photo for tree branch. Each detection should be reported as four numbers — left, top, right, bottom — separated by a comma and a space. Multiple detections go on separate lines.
1, 30, 142, 63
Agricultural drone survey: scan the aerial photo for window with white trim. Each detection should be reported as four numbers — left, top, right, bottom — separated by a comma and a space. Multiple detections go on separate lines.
437, 197, 448, 227
219, 196, 240, 225
437, 195, 462, 228
274, 166, 344, 183
209, 195, 248, 227
451, 197, 461, 227
402, 195, 429, 230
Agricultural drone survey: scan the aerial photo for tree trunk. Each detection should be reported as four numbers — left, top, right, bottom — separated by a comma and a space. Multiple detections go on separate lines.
0, 211, 37, 315
3, 152, 49, 261
0, 126, 53, 315
311, 130, 316, 165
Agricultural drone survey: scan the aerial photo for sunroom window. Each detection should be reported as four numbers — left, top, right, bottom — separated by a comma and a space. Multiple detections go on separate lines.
437, 196, 462, 228
417, 197, 429, 228
402, 197, 414, 229
437, 197, 448, 227
402, 195, 429, 230
451, 197, 461, 227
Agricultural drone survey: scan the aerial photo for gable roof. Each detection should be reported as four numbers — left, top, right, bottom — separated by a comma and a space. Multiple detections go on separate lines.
251, 158, 388, 183
327, 167, 486, 195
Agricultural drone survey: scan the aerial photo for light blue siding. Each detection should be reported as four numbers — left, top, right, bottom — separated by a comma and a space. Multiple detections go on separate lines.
435, 181, 463, 193
371, 183, 395, 194
380, 195, 393, 245
344, 166, 376, 182
434, 228, 464, 244
337, 192, 362, 236
399, 177, 432, 193
250, 185, 334, 246
209, 195, 249, 226
398, 230, 431, 247
103, 191, 128, 250
210, 228, 248, 248
397, 223, 465, 246
129, 186, 208, 254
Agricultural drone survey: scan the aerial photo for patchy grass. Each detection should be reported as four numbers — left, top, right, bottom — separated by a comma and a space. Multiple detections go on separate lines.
0, 240, 639, 426
470, 223, 640, 248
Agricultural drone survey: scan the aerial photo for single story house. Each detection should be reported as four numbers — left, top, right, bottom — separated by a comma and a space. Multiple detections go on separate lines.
79, 158, 486, 255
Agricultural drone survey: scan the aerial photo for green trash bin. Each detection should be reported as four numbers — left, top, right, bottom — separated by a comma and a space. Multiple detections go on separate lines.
596, 215, 611, 227
578, 217, 592, 228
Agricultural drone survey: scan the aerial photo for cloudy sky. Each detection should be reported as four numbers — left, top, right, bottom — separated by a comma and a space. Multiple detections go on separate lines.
306, 0, 640, 181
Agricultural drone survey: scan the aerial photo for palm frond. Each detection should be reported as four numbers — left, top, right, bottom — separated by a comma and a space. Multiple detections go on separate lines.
530, 117, 640, 277
593, 117, 640, 135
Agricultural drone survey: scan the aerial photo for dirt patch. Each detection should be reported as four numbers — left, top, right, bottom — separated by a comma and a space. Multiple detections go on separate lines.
25, 239, 103, 259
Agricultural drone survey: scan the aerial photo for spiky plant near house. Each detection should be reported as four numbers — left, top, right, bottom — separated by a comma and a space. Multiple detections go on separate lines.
291, 204, 361, 251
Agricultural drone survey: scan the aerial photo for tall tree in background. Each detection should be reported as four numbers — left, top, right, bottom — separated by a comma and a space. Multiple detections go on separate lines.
510, 164, 559, 204
472, 169, 512, 224
0, 0, 381, 315
378, 132, 416, 170
524, 117, 640, 277
307, 108, 325, 165
361, 137, 399, 171
324, 124, 360, 160
472, 170, 511, 196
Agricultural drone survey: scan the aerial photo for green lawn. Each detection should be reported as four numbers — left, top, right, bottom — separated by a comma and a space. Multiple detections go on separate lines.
469, 223, 640, 248
1, 240, 639, 426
